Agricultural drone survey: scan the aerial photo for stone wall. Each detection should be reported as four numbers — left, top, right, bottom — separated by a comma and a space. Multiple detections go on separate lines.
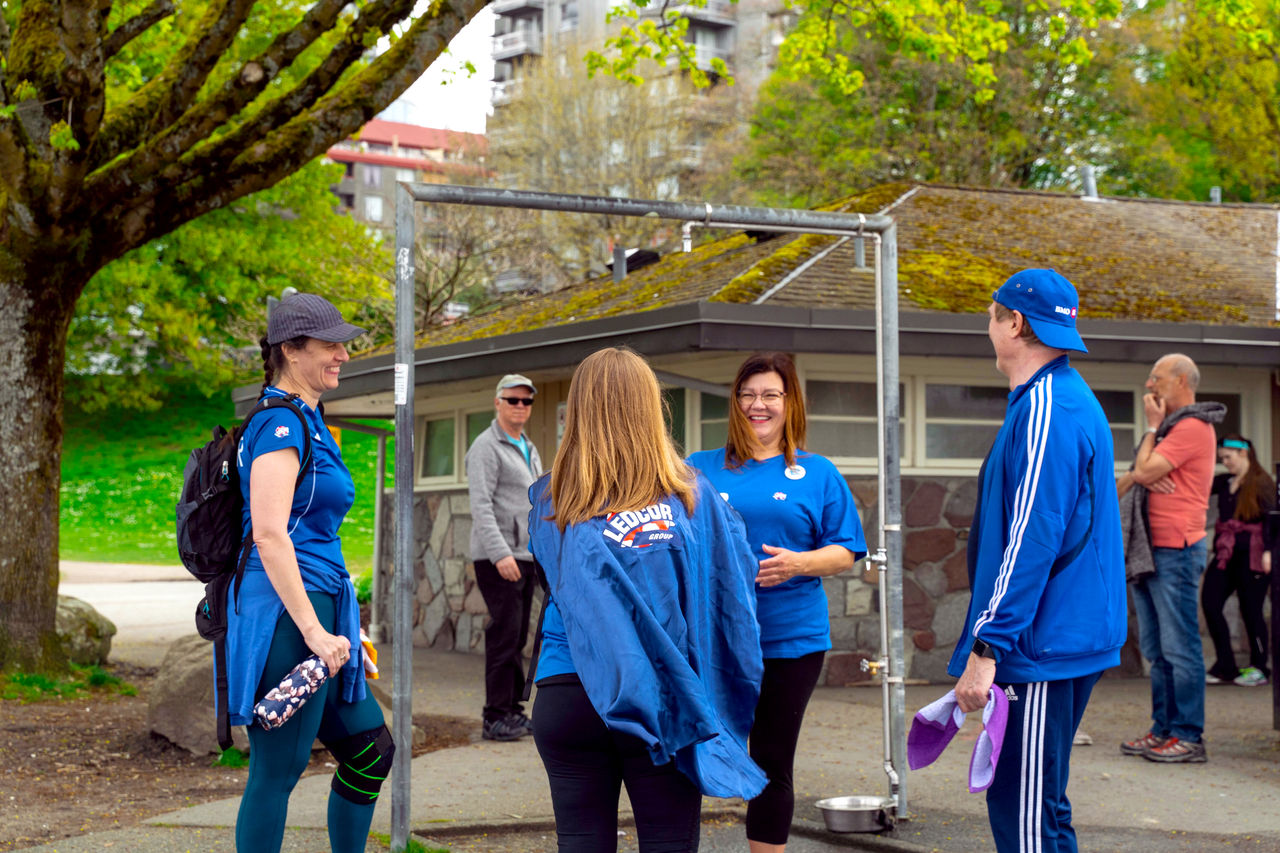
376, 489, 537, 655
374, 479, 1155, 684
825, 475, 1146, 687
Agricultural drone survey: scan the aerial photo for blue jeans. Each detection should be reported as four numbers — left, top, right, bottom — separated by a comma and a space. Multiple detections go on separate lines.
1132, 541, 1207, 742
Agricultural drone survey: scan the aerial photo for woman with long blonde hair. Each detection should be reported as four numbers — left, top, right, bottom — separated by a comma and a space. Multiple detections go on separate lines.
528, 347, 765, 853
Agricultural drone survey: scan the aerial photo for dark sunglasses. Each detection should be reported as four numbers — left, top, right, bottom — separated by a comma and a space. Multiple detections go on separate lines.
500, 396, 535, 406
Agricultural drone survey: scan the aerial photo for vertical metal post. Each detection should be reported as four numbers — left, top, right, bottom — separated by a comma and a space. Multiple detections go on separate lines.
368, 432, 388, 644
613, 244, 626, 282
391, 185, 416, 852
879, 224, 907, 818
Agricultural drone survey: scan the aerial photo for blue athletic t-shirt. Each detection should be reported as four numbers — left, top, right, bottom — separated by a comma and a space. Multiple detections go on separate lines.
221, 388, 364, 724
236, 389, 354, 574
687, 448, 866, 658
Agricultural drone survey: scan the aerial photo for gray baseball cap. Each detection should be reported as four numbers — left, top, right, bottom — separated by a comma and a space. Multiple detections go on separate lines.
268, 293, 367, 345
495, 374, 536, 396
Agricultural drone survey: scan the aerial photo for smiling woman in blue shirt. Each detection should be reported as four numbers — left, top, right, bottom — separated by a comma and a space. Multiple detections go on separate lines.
224, 294, 390, 853
688, 351, 867, 853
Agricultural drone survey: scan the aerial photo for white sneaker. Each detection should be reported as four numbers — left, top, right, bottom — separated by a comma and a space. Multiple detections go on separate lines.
1234, 667, 1268, 687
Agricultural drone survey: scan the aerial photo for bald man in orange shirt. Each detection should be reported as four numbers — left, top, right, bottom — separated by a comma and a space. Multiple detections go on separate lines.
1117, 353, 1224, 763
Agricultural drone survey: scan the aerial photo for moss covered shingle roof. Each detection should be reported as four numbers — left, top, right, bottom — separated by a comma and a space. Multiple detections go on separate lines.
407, 182, 1278, 352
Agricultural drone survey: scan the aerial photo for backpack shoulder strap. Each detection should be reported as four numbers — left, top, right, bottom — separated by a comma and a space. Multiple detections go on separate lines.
239, 394, 314, 485
230, 394, 316, 609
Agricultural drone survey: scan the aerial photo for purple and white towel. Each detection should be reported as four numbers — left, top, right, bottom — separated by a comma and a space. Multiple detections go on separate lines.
253, 654, 330, 731
907, 687, 1008, 793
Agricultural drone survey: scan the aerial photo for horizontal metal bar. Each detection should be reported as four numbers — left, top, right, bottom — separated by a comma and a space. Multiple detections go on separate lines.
403, 183, 894, 236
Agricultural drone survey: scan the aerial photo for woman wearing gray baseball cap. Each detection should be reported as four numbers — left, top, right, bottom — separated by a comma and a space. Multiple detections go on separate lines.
223, 293, 390, 853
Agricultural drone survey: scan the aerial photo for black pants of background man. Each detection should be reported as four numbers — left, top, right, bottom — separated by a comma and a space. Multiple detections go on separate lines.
473, 558, 536, 722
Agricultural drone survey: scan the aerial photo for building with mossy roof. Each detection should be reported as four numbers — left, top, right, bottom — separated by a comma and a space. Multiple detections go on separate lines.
237, 182, 1280, 683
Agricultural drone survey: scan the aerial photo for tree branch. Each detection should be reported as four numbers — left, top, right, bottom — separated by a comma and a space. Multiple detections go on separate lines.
92, 0, 257, 166
103, 0, 175, 59
4, 0, 112, 220
90, 0, 489, 267
92, 0, 391, 183
88, 0, 409, 198
0, 7, 12, 60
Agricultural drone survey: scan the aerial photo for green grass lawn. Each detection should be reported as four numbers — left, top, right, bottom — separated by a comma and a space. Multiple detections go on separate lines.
60, 386, 391, 570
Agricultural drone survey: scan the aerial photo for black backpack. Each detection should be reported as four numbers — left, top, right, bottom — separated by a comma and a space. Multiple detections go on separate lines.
175, 393, 312, 749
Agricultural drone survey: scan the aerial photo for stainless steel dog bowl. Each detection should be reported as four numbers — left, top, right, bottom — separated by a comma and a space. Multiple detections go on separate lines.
815, 795, 895, 833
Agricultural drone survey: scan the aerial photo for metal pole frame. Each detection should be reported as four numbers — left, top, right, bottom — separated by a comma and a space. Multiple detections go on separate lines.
390, 183, 907, 849
391, 188, 416, 852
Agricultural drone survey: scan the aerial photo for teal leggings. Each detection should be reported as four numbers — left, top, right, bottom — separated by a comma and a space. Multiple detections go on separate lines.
235, 591, 385, 853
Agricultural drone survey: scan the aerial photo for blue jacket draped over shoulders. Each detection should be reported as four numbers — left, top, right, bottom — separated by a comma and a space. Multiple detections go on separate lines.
528, 472, 766, 799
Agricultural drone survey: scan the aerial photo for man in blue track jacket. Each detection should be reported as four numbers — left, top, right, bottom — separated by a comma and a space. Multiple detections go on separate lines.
949, 269, 1126, 853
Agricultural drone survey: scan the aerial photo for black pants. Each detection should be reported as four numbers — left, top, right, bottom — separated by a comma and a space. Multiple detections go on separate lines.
746, 651, 825, 845
533, 680, 702, 852
1202, 556, 1271, 679
474, 558, 536, 722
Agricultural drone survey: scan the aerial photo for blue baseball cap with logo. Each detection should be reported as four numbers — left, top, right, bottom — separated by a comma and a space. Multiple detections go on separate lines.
992, 268, 1087, 354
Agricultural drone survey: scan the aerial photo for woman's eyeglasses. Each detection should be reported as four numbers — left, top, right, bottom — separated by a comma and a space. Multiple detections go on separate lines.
736, 391, 785, 405
500, 396, 535, 407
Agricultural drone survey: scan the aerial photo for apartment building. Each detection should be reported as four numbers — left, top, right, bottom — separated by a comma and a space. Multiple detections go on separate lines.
490, 0, 792, 107
326, 118, 488, 229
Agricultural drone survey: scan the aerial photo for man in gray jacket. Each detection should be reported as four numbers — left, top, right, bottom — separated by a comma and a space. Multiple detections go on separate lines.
466, 374, 543, 741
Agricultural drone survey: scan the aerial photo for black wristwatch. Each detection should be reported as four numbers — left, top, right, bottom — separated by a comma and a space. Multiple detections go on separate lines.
970, 638, 998, 660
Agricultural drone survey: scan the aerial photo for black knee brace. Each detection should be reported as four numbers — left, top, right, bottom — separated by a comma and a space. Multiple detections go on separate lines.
325, 725, 396, 806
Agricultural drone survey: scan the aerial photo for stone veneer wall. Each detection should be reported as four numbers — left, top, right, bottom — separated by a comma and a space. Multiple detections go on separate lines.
375, 478, 1151, 684
374, 489, 530, 655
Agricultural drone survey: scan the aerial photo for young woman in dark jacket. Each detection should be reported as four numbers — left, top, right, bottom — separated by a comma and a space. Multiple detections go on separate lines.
1202, 434, 1276, 687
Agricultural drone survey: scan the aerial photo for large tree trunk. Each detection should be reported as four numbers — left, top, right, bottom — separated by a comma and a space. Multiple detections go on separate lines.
0, 261, 80, 671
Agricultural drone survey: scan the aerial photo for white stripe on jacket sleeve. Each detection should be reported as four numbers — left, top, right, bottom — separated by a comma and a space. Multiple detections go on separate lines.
973, 374, 1053, 640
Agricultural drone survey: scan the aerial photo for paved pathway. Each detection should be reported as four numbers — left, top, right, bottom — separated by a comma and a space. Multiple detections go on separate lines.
35, 561, 1280, 853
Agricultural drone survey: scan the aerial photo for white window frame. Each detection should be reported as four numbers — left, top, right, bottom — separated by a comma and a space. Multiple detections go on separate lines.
801, 367, 905, 473
915, 379, 1007, 471
364, 194, 384, 222
414, 403, 500, 489
692, 389, 730, 452
416, 413, 458, 485
404, 357, 1270, 486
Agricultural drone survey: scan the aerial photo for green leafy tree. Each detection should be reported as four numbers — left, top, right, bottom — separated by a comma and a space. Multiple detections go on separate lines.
736, 0, 1140, 206
0, 0, 487, 671
67, 159, 392, 412
1103, 0, 1280, 201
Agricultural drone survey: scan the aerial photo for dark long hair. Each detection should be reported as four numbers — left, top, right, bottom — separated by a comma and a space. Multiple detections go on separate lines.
1221, 434, 1275, 521
724, 352, 806, 468
259, 334, 310, 394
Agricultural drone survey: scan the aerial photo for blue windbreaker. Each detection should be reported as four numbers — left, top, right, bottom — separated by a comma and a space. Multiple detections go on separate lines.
528, 472, 767, 799
947, 356, 1126, 683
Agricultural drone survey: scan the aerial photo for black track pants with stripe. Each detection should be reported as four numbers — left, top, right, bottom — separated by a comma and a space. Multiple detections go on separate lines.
986, 672, 1101, 853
